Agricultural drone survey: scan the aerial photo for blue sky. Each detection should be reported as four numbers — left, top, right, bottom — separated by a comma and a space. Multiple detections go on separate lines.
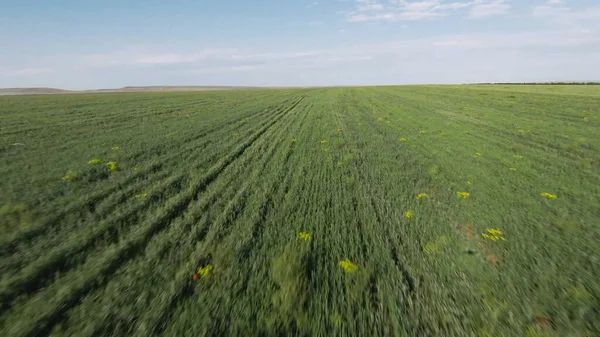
1, 0, 599, 89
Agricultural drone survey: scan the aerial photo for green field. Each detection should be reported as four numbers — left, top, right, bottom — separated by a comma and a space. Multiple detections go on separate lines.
1, 85, 599, 336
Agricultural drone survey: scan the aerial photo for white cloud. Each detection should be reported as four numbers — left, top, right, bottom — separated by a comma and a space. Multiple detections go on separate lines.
469, 0, 510, 18
547, 0, 562, 4
345, 0, 509, 22
307, 2, 319, 8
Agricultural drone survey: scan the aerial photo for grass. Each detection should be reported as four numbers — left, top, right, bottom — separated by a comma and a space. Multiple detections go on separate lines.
0, 85, 598, 336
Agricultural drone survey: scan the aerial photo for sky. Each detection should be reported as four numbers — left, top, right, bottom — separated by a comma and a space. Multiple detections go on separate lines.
1, 0, 599, 89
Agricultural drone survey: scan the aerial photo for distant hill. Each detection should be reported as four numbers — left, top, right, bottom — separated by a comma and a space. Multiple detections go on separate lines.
0, 88, 73, 96
0, 86, 267, 96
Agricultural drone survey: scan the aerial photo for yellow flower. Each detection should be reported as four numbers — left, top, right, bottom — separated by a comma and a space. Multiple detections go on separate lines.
476, 152, 481, 156
540, 192, 557, 200
482, 228, 505, 241
487, 228, 502, 235
297, 232, 311, 241
135, 193, 148, 199
88, 159, 102, 165
514, 155, 523, 159
339, 259, 358, 273
457, 191, 470, 198
111, 146, 120, 150
106, 161, 118, 173
583, 117, 589, 122
292, 138, 297, 143
404, 210, 414, 218
466, 180, 472, 185
417, 193, 428, 199
62, 169, 78, 182
377, 117, 384, 122
197, 265, 213, 277
419, 130, 426, 134
399, 137, 407, 142
320, 139, 328, 144
509, 167, 517, 171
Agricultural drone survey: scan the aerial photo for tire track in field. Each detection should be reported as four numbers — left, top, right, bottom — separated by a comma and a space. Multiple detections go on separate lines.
130, 97, 310, 337
0, 108, 272, 268
171, 103, 313, 335
0, 97, 303, 314
1, 96, 306, 337
0, 100, 290, 270
77, 103, 306, 337
65, 95, 307, 337
0, 104, 283, 256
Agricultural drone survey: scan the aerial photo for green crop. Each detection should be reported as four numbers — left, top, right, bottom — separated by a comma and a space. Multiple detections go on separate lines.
0, 85, 598, 336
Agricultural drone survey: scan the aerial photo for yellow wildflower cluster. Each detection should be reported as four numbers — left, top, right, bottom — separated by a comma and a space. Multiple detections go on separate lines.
377, 117, 384, 122
584, 117, 589, 122
88, 159, 102, 165
292, 138, 297, 143
111, 146, 120, 150
339, 259, 358, 273
466, 180, 472, 185
482, 228, 505, 241
540, 192, 557, 200
106, 161, 118, 173
419, 130, 426, 134
399, 137, 407, 142
297, 232, 311, 241
197, 265, 213, 278
457, 191, 470, 198
514, 155, 523, 159
509, 167, 517, 171
320, 139, 328, 145
404, 210, 414, 218
417, 193, 428, 200
135, 193, 148, 199
476, 152, 481, 156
